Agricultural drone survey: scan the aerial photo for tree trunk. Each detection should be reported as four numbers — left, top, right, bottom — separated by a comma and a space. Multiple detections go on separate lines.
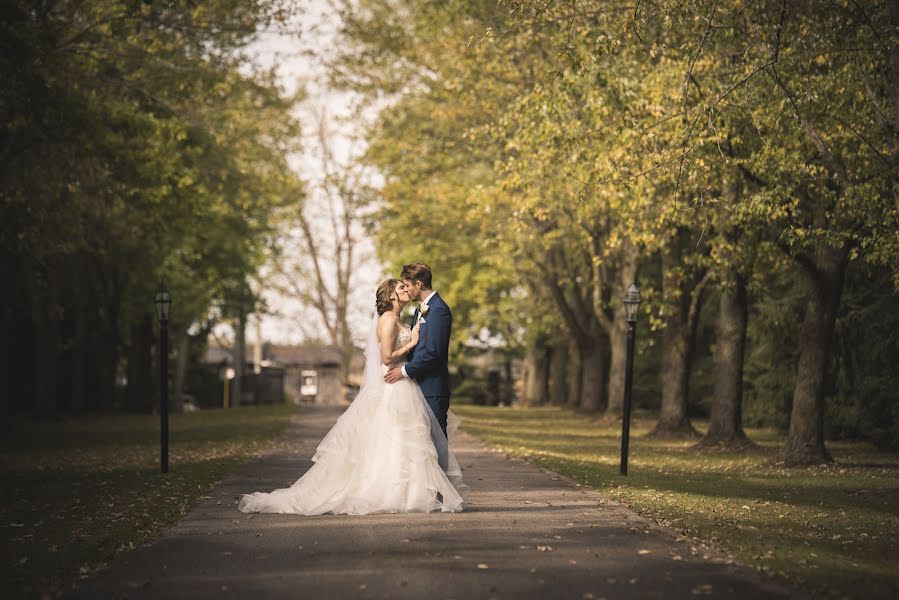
521, 342, 540, 406
524, 349, 537, 406
649, 237, 703, 438
566, 337, 583, 409
606, 242, 639, 417
69, 296, 87, 414
95, 331, 118, 410
95, 284, 122, 411
547, 340, 567, 406
29, 271, 59, 417
0, 316, 11, 430
653, 320, 695, 435
125, 313, 154, 412
169, 330, 190, 413
579, 328, 608, 412
535, 345, 549, 406
698, 271, 752, 448
782, 244, 849, 465
232, 306, 246, 406
889, 0, 899, 215
522, 337, 549, 406
172, 330, 189, 414
890, 0, 899, 137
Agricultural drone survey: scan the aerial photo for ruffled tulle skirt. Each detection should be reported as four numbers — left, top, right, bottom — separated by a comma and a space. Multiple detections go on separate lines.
237, 373, 467, 515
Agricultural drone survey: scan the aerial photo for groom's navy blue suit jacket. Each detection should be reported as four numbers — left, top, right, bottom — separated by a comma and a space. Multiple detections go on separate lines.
406, 292, 452, 398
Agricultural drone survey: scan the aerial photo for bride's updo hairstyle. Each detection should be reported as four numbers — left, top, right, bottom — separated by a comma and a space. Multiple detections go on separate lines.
375, 279, 402, 315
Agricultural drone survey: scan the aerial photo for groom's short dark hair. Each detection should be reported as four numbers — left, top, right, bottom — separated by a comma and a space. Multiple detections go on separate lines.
402, 262, 432, 288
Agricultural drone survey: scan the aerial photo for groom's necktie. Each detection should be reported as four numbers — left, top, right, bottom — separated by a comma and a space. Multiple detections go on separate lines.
412, 307, 420, 327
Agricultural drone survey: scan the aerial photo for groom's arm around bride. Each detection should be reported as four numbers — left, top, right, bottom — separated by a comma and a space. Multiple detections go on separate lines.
402, 297, 451, 384
382, 294, 452, 387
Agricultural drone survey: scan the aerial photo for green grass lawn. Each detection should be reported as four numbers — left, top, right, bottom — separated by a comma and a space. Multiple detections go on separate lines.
0, 404, 296, 599
454, 404, 899, 599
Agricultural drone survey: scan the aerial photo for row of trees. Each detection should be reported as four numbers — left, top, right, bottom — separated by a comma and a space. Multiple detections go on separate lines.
0, 1, 304, 421
330, 0, 899, 463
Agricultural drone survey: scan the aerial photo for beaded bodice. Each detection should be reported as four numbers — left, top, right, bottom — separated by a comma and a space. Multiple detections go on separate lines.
394, 323, 413, 351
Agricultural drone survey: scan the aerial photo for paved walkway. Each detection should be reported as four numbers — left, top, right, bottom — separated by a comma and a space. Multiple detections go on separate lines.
72, 405, 803, 599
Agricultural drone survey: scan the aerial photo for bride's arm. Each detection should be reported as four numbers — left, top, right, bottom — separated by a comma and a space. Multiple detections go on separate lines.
377, 314, 416, 366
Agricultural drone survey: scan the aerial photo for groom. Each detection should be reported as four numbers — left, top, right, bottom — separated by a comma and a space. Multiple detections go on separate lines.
384, 262, 452, 466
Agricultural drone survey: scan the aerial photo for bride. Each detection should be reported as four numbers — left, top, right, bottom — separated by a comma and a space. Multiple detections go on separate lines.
238, 279, 467, 515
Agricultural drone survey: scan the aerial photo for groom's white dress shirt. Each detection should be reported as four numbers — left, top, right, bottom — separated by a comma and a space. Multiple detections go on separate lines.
401, 290, 437, 379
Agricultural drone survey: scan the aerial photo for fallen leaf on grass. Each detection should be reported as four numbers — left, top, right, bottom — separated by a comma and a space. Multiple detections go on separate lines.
638, 549, 651, 555
477, 563, 489, 569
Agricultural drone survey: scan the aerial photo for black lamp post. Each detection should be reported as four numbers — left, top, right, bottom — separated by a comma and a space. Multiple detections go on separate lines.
154, 282, 171, 474
619, 283, 642, 476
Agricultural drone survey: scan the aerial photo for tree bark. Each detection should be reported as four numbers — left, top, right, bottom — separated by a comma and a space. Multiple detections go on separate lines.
606, 241, 639, 417
781, 243, 849, 465
232, 305, 246, 406
889, 0, 899, 215
523, 347, 538, 406
29, 270, 59, 417
95, 331, 118, 410
649, 235, 705, 438
125, 313, 154, 412
69, 295, 87, 414
95, 274, 122, 411
547, 339, 568, 406
535, 344, 549, 406
0, 316, 11, 430
579, 327, 608, 412
889, 0, 899, 136
698, 271, 752, 448
566, 337, 583, 409
172, 330, 189, 414
522, 337, 550, 406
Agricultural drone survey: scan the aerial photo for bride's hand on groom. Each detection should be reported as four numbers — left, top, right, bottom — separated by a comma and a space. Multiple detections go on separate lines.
410, 322, 421, 346
384, 368, 404, 384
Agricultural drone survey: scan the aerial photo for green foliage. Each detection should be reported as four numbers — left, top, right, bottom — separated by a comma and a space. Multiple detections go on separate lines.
0, 0, 305, 413
332, 0, 898, 447
828, 266, 899, 450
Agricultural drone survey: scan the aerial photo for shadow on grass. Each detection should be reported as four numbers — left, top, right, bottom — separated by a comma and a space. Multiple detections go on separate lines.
0, 405, 296, 454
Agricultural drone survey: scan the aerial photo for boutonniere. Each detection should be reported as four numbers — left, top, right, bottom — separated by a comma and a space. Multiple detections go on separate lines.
419, 304, 430, 317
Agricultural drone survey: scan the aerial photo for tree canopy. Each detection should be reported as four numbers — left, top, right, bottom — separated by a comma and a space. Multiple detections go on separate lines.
0, 0, 305, 416
331, 0, 899, 463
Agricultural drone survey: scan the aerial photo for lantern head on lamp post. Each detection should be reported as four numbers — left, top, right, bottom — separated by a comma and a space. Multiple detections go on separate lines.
623, 284, 641, 323
155, 282, 171, 473
154, 284, 171, 323
619, 283, 641, 476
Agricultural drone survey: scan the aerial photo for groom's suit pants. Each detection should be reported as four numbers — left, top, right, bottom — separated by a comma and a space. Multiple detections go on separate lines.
425, 395, 450, 471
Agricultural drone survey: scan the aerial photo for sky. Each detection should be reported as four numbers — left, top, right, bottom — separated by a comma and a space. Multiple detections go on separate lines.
233, 0, 387, 348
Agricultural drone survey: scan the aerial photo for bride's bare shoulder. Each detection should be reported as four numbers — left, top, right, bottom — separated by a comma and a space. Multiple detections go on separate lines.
377, 312, 398, 336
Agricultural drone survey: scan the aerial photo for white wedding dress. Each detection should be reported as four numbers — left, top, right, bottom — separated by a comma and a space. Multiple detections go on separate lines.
238, 317, 467, 515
